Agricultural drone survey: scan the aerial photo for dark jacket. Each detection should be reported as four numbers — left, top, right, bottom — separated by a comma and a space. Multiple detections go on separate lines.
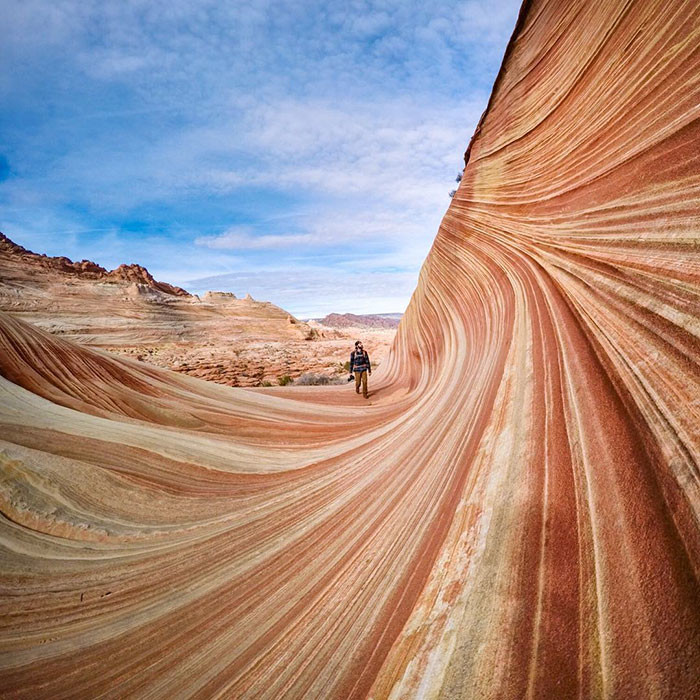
350, 350, 371, 373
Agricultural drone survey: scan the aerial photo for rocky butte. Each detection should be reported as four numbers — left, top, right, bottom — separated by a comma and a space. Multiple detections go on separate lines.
0, 0, 698, 697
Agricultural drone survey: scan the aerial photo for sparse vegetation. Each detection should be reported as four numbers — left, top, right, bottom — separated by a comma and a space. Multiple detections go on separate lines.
277, 374, 293, 386
295, 373, 344, 386
261, 380, 272, 387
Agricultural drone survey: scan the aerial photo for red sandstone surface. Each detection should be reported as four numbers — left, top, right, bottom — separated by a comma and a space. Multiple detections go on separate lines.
1, 0, 699, 697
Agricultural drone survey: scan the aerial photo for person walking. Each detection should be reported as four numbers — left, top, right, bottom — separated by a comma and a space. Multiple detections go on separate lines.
349, 340, 371, 398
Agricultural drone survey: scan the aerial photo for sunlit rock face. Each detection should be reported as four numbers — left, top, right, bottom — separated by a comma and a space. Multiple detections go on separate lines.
0, 233, 359, 387
1, 0, 698, 698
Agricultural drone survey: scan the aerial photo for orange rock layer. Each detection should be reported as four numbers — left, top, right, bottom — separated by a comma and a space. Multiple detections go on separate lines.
1, 0, 699, 697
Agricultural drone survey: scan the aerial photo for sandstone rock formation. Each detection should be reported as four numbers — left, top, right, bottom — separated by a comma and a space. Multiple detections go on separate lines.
0, 234, 376, 386
0, 233, 190, 296
0, 0, 699, 698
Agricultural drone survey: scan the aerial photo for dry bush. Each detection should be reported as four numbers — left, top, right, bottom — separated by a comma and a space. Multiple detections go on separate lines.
294, 373, 344, 386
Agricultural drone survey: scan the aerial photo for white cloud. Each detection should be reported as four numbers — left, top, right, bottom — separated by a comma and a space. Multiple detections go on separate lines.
0, 0, 522, 316
196, 227, 326, 250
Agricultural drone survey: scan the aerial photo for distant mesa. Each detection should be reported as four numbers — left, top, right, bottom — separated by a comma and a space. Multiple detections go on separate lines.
318, 312, 402, 329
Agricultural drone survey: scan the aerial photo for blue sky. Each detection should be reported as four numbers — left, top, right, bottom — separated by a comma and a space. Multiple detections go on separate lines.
1, 0, 520, 318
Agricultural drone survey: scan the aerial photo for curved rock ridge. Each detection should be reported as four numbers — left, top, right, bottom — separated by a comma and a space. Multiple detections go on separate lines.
1, 0, 699, 698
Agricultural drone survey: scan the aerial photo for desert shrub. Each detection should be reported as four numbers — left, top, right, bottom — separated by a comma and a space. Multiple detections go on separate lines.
295, 373, 329, 385
342, 361, 351, 372
277, 375, 293, 386
295, 373, 345, 386
261, 380, 272, 387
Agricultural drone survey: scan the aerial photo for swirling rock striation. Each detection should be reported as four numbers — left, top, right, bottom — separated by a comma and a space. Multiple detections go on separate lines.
1, 0, 699, 697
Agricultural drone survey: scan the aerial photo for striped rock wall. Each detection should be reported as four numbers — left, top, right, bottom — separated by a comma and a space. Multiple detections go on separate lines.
1, 0, 698, 697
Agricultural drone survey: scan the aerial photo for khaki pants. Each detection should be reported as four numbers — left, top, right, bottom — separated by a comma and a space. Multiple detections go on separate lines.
354, 370, 368, 397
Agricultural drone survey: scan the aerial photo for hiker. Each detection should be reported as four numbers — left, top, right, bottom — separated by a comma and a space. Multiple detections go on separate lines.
349, 340, 371, 398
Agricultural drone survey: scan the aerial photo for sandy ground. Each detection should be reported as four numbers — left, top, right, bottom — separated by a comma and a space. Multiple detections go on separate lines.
109, 325, 396, 386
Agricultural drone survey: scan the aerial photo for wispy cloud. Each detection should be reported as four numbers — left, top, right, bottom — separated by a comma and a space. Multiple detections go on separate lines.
196, 227, 326, 251
186, 267, 419, 319
0, 0, 521, 314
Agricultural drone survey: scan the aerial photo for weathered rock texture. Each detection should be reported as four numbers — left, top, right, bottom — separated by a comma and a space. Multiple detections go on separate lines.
0, 234, 389, 386
0, 0, 699, 697
0, 233, 190, 296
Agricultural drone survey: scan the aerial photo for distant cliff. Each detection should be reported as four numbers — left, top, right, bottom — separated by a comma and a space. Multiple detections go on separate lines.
318, 312, 401, 329
0, 232, 190, 296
